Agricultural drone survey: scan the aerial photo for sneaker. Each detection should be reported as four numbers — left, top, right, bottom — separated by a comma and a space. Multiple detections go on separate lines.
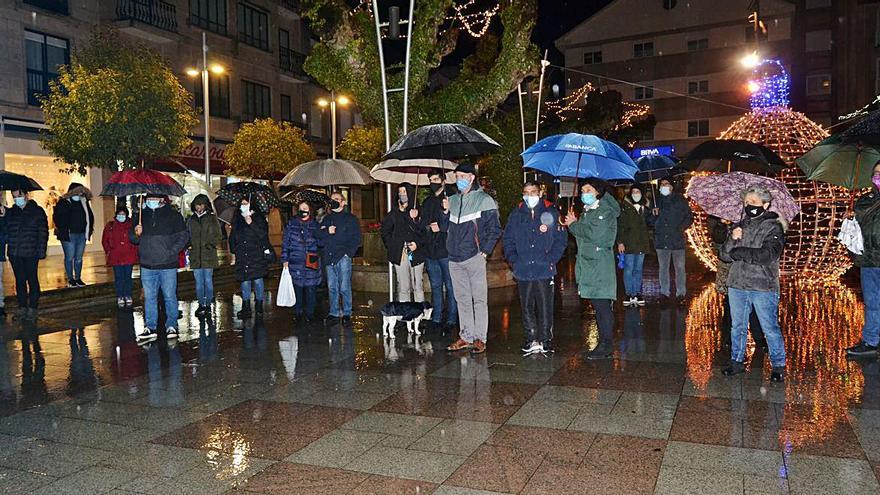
722, 361, 745, 376
165, 327, 179, 339
636, 296, 646, 306
845, 341, 879, 358
342, 316, 352, 325
520, 341, 534, 354
542, 341, 555, 354
522, 341, 544, 356
75, 280, 86, 287
67, 280, 78, 288
194, 305, 206, 317
471, 340, 487, 354
770, 367, 785, 383
325, 315, 341, 325
136, 328, 158, 342
584, 345, 612, 360
622, 297, 634, 307
117, 297, 126, 307
124, 297, 133, 306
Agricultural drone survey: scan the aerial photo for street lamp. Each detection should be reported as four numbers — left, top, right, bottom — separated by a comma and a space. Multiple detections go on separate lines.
185, 32, 225, 187
317, 91, 350, 159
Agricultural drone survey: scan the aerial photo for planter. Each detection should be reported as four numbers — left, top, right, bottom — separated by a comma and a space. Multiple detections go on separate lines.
362, 231, 386, 264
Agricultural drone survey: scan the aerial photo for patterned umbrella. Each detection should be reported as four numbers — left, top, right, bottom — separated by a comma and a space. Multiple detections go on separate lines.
279, 159, 374, 187
281, 188, 332, 210
687, 172, 800, 223
101, 169, 185, 197
217, 182, 280, 213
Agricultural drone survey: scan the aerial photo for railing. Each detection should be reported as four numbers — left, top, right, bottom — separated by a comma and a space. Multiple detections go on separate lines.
279, 0, 299, 12
23, 0, 69, 15
279, 48, 307, 77
116, 0, 178, 33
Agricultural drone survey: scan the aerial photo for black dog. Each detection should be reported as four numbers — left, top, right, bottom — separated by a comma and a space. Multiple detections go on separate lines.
380, 302, 433, 337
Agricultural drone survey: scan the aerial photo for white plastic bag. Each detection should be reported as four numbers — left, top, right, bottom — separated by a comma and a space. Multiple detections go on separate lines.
838, 217, 864, 255
276, 269, 297, 307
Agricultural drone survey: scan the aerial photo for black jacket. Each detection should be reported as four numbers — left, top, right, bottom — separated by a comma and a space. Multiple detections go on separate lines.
720, 211, 785, 293
229, 213, 272, 281
318, 210, 362, 265
129, 205, 190, 269
380, 184, 425, 266
6, 200, 49, 259
855, 191, 880, 268
53, 197, 94, 241
420, 192, 449, 259
650, 193, 693, 250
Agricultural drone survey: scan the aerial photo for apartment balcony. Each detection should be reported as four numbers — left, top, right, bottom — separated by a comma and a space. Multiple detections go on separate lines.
279, 48, 309, 82
115, 0, 179, 43
23, 0, 69, 15
278, 0, 301, 19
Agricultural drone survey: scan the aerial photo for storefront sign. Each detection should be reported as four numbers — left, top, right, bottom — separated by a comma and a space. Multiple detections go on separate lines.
154, 141, 228, 175
629, 145, 676, 158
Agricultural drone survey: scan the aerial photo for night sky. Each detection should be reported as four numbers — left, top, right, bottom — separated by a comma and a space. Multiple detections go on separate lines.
534, 0, 612, 50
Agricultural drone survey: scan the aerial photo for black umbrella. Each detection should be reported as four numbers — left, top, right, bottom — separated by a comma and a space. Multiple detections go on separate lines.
838, 109, 880, 146
682, 139, 786, 174
383, 123, 501, 160
0, 171, 42, 192
282, 188, 332, 210
216, 182, 280, 214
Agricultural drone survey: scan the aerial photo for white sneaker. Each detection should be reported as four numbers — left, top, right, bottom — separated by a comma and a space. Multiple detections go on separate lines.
522, 341, 544, 356
136, 328, 157, 342
622, 297, 634, 307
166, 327, 179, 339
636, 296, 646, 306
117, 297, 126, 307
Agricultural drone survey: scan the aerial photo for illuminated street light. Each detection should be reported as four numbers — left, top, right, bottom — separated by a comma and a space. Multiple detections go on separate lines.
741, 51, 761, 69
318, 92, 352, 159
209, 64, 225, 75
185, 32, 226, 186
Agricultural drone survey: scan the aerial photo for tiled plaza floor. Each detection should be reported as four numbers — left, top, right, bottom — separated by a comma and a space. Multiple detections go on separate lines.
0, 259, 878, 494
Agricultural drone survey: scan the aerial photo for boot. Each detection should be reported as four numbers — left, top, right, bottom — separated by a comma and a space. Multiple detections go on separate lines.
26, 308, 38, 321
255, 300, 264, 315
237, 301, 252, 319
194, 305, 206, 317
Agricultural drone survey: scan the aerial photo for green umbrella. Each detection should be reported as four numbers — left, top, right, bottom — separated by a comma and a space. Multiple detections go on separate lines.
796, 135, 880, 190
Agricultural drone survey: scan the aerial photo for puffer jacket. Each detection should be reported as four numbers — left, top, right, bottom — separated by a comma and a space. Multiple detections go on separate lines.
616, 199, 650, 254
187, 195, 221, 269
229, 212, 272, 282
102, 219, 139, 266
0, 213, 7, 262
129, 204, 190, 270
53, 193, 94, 242
650, 193, 693, 250
282, 217, 322, 287
720, 211, 785, 293
502, 199, 567, 281
441, 186, 502, 262
5, 200, 48, 259
380, 183, 425, 266
569, 197, 620, 300
855, 191, 880, 268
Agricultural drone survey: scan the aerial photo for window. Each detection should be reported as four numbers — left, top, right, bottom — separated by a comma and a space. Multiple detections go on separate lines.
281, 94, 292, 122
583, 50, 602, 65
687, 80, 709, 94
662, 0, 677, 9
634, 85, 654, 100
278, 28, 305, 75
193, 74, 230, 118
687, 38, 708, 51
805, 30, 832, 52
241, 80, 271, 121
688, 119, 710, 137
633, 41, 654, 58
25, 30, 69, 106
191, 0, 227, 35
634, 126, 654, 142
806, 74, 832, 96
238, 3, 269, 51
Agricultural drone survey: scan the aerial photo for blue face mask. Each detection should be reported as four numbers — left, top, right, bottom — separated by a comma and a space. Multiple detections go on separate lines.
14, 197, 26, 208
581, 193, 597, 206
116, 214, 127, 222
240, 204, 251, 216
523, 195, 540, 208
145, 199, 161, 210
71, 195, 81, 202
456, 178, 471, 191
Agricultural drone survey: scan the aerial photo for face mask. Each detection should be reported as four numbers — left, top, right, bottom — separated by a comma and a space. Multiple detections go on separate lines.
659, 186, 672, 196
631, 193, 642, 203
299, 210, 310, 219
523, 195, 540, 208
456, 178, 471, 191
745, 205, 766, 218
146, 200, 161, 210
398, 194, 408, 205
581, 192, 597, 206
873, 175, 880, 190
14, 197, 26, 208
329, 200, 342, 211
240, 204, 251, 215
71, 195, 81, 202
429, 183, 443, 194
116, 214, 127, 223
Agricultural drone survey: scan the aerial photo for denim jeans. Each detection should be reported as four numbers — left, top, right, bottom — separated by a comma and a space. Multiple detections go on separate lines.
61, 232, 87, 281
326, 255, 353, 317
294, 284, 317, 319
728, 287, 786, 368
141, 268, 178, 330
241, 278, 265, 303
425, 257, 458, 324
657, 249, 686, 297
622, 253, 645, 296
112, 264, 133, 298
861, 267, 880, 346
192, 268, 214, 305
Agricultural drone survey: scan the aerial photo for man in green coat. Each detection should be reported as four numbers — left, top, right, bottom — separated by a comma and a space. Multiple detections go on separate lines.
187, 194, 222, 317
564, 178, 620, 359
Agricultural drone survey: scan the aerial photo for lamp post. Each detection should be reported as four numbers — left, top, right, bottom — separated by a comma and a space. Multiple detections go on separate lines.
317, 91, 350, 159
186, 32, 225, 188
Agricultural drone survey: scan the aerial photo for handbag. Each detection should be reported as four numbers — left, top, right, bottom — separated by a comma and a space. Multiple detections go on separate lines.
305, 252, 320, 270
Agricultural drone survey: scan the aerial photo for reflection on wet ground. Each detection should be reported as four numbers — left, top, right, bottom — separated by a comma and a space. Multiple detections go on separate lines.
0, 259, 878, 494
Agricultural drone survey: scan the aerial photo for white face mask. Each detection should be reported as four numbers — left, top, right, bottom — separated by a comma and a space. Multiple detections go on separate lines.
523, 195, 540, 208
631, 193, 642, 203
659, 186, 672, 196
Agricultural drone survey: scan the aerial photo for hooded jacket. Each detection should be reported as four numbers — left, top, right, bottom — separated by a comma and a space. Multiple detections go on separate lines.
502, 199, 567, 281
855, 191, 880, 268
441, 186, 502, 262
102, 217, 138, 266
569, 196, 620, 300
420, 188, 450, 259
649, 192, 693, 250
617, 197, 651, 254
187, 194, 222, 269
5, 200, 48, 259
380, 183, 426, 266
229, 212, 272, 282
129, 203, 190, 270
53, 184, 94, 242
720, 211, 785, 293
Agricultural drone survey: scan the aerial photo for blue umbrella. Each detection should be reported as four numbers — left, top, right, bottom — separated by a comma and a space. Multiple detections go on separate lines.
634, 154, 679, 183
521, 134, 639, 184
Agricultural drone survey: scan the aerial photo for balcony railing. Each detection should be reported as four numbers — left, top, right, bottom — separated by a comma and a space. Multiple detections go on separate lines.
23, 0, 69, 15
116, 0, 177, 33
280, 0, 299, 12
279, 48, 307, 78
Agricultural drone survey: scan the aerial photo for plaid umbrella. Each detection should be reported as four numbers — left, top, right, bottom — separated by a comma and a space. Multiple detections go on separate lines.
217, 182, 280, 213
687, 172, 800, 223
101, 169, 186, 197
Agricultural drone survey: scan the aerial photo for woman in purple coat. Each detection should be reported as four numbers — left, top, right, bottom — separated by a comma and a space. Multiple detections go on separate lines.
282, 201, 321, 322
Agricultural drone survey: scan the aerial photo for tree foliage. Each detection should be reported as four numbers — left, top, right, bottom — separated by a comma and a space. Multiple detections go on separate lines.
337, 125, 386, 167
224, 118, 316, 179
300, 0, 539, 137
41, 29, 198, 174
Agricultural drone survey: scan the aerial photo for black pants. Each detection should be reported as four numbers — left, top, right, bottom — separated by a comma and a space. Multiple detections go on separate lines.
518, 279, 555, 344
721, 294, 766, 347
590, 298, 615, 347
10, 256, 40, 309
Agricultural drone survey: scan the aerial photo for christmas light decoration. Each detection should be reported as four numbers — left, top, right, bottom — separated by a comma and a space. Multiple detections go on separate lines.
543, 82, 595, 121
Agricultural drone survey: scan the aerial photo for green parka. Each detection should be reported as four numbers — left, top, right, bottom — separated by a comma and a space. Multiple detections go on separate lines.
187, 194, 222, 269
616, 199, 650, 254
569, 197, 620, 300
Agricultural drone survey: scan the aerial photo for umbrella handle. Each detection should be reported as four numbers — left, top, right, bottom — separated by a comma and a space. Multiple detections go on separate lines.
849, 146, 863, 210
138, 196, 143, 233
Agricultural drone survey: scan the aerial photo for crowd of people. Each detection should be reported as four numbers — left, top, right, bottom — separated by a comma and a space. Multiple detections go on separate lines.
2, 160, 880, 380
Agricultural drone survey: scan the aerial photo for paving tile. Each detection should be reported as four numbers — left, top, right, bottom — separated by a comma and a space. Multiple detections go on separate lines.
421, 399, 521, 424
776, 404, 866, 459
662, 441, 784, 477
0, 467, 56, 494
445, 444, 544, 493
342, 411, 443, 438
98, 443, 207, 477
296, 390, 392, 411
848, 409, 880, 463
350, 475, 437, 494
682, 374, 744, 400
28, 465, 140, 495
406, 419, 500, 456
522, 457, 658, 495
139, 453, 273, 494
654, 465, 744, 495
0, 438, 112, 478
610, 391, 679, 420
506, 398, 586, 429
785, 453, 880, 495
743, 473, 790, 494
582, 434, 666, 479
485, 425, 596, 465
530, 385, 622, 405
433, 486, 512, 495
345, 445, 466, 483
232, 462, 369, 494
568, 405, 673, 439
286, 429, 387, 468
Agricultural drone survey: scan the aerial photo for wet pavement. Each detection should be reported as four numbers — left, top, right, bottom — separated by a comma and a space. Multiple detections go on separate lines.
0, 257, 878, 494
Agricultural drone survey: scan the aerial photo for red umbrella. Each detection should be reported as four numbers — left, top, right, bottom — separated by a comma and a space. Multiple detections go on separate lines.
100, 169, 186, 197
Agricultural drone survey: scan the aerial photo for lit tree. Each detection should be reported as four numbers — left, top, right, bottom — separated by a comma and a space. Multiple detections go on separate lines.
224, 118, 316, 180
337, 125, 386, 167
41, 29, 198, 174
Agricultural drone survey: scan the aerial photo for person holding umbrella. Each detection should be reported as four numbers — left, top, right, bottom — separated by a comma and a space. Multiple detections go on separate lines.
187, 194, 222, 318
421, 170, 458, 330
230, 198, 273, 320
129, 193, 190, 342
380, 182, 426, 303
617, 184, 651, 306
101, 206, 138, 307
650, 178, 693, 304
53, 183, 94, 287
719, 185, 787, 382
847, 160, 880, 358
318, 192, 361, 324
5, 189, 48, 321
